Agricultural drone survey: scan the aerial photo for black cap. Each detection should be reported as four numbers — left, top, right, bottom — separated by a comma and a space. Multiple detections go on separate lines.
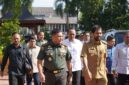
29, 35, 36, 41
51, 28, 61, 35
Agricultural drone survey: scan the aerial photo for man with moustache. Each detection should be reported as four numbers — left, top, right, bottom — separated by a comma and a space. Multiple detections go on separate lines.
81, 25, 107, 85
37, 29, 72, 85
0, 32, 32, 85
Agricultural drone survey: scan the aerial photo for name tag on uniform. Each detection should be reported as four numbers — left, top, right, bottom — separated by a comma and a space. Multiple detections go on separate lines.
88, 48, 96, 56
88, 48, 95, 53
60, 46, 66, 56
48, 57, 52, 61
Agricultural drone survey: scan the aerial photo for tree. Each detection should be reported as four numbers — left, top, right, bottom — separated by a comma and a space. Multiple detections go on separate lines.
79, 0, 105, 31
0, 20, 19, 48
0, 0, 33, 49
55, 0, 80, 29
79, 0, 129, 30
0, 0, 33, 16
55, 0, 70, 29
101, 0, 129, 30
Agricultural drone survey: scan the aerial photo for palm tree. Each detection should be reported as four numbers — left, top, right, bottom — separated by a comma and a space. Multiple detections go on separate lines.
55, 0, 82, 29
0, 0, 33, 17
55, 0, 68, 29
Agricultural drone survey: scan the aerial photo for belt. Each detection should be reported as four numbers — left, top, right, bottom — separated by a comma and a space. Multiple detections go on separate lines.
44, 67, 64, 74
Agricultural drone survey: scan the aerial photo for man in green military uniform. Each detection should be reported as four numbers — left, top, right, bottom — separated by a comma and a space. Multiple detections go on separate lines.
37, 29, 72, 85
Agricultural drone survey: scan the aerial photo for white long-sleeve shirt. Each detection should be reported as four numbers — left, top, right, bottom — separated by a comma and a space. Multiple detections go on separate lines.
28, 45, 40, 73
112, 42, 129, 74
63, 39, 83, 71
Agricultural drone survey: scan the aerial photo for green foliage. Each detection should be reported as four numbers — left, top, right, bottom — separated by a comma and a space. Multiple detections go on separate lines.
55, 0, 129, 31
98, 0, 129, 30
80, 0, 129, 30
0, 20, 19, 48
0, 0, 33, 16
0, 46, 3, 55
55, 0, 80, 29
0, 0, 33, 53
79, 0, 106, 31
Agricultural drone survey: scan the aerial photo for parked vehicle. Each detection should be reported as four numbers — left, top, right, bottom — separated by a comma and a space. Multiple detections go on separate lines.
102, 29, 129, 44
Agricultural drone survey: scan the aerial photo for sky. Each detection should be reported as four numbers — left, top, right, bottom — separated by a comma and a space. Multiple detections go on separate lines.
32, 0, 55, 7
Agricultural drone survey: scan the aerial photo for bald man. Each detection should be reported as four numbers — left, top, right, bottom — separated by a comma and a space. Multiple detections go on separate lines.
1, 32, 32, 85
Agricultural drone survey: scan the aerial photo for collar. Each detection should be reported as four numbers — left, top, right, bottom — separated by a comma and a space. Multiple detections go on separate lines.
107, 46, 114, 49
92, 39, 102, 45
37, 39, 45, 42
50, 41, 62, 47
29, 45, 37, 48
123, 42, 129, 47
68, 39, 76, 43
12, 44, 22, 48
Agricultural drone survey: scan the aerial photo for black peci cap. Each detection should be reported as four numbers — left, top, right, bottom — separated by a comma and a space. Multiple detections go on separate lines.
29, 35, 36, 41
51, 28, 62, 35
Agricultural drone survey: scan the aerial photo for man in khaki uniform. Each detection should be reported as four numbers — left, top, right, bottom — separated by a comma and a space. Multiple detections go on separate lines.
81, 25, 107, 85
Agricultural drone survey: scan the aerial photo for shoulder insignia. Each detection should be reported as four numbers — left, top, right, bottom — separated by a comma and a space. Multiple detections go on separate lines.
48, 45, 53, 50
41, 42, 48, 47
101, 40, 107, 45
61, 44, 67, 48
41, 42, 48, 50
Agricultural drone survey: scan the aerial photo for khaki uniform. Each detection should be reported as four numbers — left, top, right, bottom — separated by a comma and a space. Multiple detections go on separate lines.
38, 41, 71, 85
81, 40, 107, 85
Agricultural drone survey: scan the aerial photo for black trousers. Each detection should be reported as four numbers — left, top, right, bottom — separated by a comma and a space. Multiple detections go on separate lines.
72, 70, 81, 85
9, 74, 25, 85
81, 70, 85, 85
80, 76, 85, 85
107, 74, 116, 85
117, 73, 129, 85
44, 70, 67, 85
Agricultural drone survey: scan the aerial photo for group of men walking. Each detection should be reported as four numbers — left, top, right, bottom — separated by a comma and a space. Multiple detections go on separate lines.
0, 24, 129, 85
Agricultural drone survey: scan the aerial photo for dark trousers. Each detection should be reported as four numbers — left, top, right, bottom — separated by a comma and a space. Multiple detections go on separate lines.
44, 70, 67, 85
9, 74, 25, 85
72, 70, 81, 85
81, 71, 85, 85
107, 74, 116, 85
26, 73, 40, 85
117, 73, 129, 85
81, 76, 85, 85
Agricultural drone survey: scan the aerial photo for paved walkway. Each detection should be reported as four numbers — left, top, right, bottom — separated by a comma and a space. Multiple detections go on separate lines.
0, 76, 8, 85
0, 75, 34, 85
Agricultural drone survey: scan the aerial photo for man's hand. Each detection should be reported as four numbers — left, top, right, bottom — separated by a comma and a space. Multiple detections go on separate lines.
27, 70, 33, 78
39, 72, 45, 83
112, 70, 118, 77
85, 70, 92, 82
0, 71, 4, 77
67, 73, 72, 85
106, 67, 108, 73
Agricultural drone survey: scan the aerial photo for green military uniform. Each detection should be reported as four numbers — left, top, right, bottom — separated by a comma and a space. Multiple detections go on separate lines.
81, 40, 108, 85
36, 39, 47, 47
38, 41, 71, 85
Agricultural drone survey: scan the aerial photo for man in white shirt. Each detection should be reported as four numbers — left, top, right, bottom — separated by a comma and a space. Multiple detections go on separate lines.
80, 32, 90, 44
112, 32, 129, 85
27, 36, 40, 85
63, 28, 83, 85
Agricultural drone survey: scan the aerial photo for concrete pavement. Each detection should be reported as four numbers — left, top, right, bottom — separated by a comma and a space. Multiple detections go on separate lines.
0, 75, 34, 85
0, 75, 8, 85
